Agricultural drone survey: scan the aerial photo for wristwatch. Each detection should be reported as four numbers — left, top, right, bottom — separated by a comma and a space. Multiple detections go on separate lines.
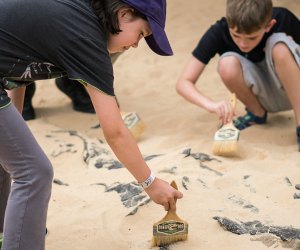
139, 171, 156, 189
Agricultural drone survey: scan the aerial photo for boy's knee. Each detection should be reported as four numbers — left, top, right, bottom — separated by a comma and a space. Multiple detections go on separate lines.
272, 42, 291, 63
218, 56, 241, 81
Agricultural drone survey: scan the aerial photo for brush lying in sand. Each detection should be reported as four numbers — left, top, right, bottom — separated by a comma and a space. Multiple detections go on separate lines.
121, 112, 146, 140
152, 180, 188, 247
212, 93, 239, 156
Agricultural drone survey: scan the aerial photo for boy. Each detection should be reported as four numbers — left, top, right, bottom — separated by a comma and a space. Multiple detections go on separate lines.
176, 0, 300, 150
0, 0, 182, 249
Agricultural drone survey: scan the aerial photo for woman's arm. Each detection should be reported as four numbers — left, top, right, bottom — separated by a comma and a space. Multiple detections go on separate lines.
86, 85, 183, 211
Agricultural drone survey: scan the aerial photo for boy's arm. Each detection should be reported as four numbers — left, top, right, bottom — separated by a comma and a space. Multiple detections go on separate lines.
176, 56, 234, 124
86, 85, 183, 211
176, 56, 210, 108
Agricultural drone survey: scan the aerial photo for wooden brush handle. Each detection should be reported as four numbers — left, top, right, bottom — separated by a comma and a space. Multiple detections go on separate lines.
170, 180, 178, 190
170, 180, 178, 205
230, 93, 237, 110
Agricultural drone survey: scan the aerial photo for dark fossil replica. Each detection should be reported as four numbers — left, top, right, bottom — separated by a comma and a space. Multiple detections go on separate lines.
214, 216, 300, 241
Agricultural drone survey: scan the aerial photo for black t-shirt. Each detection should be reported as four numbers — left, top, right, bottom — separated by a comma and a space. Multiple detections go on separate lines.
192, 7, 300, 64
0, 0, 114, 107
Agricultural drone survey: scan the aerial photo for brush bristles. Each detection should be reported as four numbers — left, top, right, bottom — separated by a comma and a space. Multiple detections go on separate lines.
130, 120, 146, 140
121, 112, 146, 140
151, 233, 188, 247
212, 122, 239, 156
212, 140, 238, 156
152, 221, 188, 247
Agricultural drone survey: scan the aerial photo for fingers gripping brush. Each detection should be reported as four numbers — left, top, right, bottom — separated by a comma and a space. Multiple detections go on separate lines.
151, 181, 188, 247
212, 93, 240, 156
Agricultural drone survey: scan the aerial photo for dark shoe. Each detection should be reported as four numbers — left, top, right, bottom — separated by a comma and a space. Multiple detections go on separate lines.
55, 77, 95, 113
22, 83, 36, 121
233, 110, 267, 130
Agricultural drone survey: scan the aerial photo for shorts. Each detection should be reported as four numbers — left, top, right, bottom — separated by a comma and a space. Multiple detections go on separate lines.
220, 33, 300, 112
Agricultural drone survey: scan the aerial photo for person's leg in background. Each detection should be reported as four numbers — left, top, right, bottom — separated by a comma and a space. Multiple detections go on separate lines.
55, 52, 122, 113
55, 77, 96, 113
22, 52, 123, 120
22, 78, 95, 121
22, 82, 36, 120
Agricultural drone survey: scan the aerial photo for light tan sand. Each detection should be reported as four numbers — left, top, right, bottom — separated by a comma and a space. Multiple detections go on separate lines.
25, 0, 300, 249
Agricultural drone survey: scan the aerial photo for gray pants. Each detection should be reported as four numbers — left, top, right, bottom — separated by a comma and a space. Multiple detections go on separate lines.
220, 33, 300, 112
0, 103, 53, 250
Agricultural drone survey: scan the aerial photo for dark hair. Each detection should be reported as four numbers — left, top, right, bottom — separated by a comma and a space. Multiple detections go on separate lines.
226, 0, 273, 34
91, 0, 147, 35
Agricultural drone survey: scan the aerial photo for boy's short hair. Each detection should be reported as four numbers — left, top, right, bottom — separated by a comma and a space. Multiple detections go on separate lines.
226, 0, 273, 34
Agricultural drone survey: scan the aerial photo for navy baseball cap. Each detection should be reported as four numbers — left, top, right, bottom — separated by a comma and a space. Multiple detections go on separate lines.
121, 0, 173, 56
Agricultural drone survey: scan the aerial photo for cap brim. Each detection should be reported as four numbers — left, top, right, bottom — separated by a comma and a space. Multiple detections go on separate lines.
145, 18, 173, 56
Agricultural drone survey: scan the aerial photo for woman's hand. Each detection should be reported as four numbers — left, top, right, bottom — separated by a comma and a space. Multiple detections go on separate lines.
144, 178, 183, 212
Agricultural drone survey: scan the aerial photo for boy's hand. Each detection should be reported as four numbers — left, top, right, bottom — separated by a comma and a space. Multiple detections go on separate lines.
144, 178, 183, 212
207, 100, 236, 124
